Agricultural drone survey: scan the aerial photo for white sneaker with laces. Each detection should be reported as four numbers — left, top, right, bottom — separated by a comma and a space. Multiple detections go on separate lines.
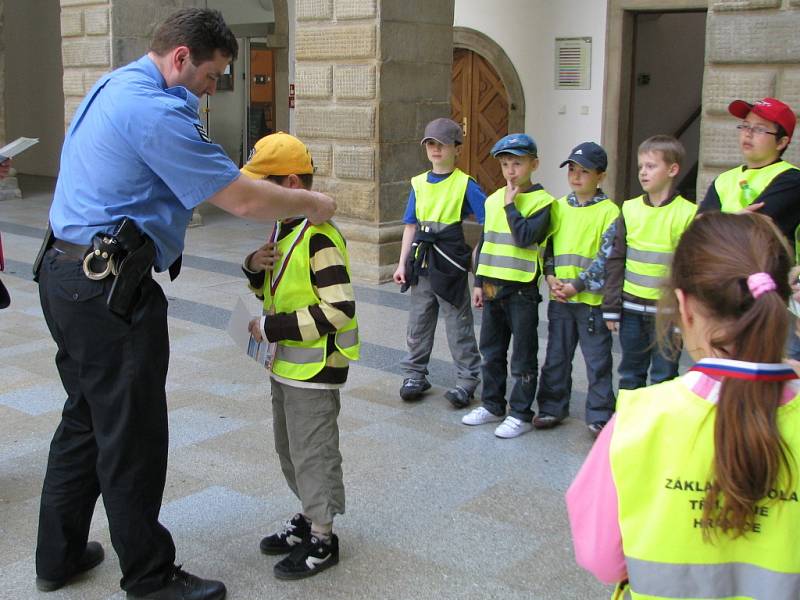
494, 416, 533, 439
461, 406, 504, 426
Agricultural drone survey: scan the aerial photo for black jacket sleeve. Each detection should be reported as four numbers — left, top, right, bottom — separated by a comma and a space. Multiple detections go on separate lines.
505, 204, 551, 247
698, 179, 721, 213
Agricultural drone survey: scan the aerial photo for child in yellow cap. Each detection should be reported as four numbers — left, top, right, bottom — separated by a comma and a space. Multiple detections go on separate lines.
240, 132, 359, 580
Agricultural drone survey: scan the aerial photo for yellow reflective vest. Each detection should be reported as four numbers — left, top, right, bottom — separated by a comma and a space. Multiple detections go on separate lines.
713, 161, 797, 213
476, 186, 554, 283
622, 195, 696, 301
609, 377, 800, 599
411, 169, 470, 232
549, 195, 620, 306
263, 221, 359, 381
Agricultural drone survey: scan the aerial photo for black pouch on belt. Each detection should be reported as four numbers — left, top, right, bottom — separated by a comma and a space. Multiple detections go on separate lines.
107, 236, 156, 318
32, 223, 55, 283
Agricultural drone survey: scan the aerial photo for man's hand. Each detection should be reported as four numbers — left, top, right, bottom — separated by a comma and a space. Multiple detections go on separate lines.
393, 263, 406, 285
246, 242, 280, 272
306, 191, 336, 224
248, 317, 264, 342
605, 320, 619, 332
472, 286, 484, 308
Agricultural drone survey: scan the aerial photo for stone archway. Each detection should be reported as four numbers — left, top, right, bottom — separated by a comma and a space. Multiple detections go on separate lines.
452, 27, 525, 134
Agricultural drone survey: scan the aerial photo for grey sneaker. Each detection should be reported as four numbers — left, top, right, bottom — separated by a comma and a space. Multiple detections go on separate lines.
399, 378, 431, 401
588, 421, 606, 437
444, 386, 473, 408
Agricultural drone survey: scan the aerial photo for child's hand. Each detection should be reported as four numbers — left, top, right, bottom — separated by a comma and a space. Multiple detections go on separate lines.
546, 275, 563, 291
393, 264, 406, 285
248, 317, 264, 342
605, 320, 619, 332
247, 242, 281, 272
503, 179, 520, 206
561, 283, 578, 299
472, 286, 484, 308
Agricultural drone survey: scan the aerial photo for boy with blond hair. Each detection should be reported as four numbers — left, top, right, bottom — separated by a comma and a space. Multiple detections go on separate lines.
602, 135, 697, 393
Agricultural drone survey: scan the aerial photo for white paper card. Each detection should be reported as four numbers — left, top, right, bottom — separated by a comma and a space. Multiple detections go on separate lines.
0, 137, 38, 161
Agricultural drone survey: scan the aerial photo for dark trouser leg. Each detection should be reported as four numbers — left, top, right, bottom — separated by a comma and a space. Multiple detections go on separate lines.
536, 301, 579, 420
649, 316, 681, 384
506, 288, 541, 421
36, 252, 175, 595
618, 311, 650, 390
478, 297, 511, 416
577, 305, 616, 424
400, 275, 439, 380
440, 282, 481, 392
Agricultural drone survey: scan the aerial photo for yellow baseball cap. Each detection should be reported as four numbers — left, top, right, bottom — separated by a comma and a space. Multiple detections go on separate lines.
240, 132, 314, 179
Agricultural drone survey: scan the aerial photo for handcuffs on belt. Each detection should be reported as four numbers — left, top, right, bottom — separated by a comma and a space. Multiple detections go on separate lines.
83, 233, 122, 280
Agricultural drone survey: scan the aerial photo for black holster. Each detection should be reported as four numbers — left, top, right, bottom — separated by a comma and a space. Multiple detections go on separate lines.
32, 224, 55, 283
106, 220, 156, 319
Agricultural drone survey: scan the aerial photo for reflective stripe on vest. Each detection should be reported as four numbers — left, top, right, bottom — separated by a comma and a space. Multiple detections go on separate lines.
609, 377, 800, 600
549, 195, 620, 306
264, 221, 360, 380
412, 169, 470, 231
714, 161, 797, 212
625, 556, 800, 599
621, 195, 696, 301
476, 186, 554, 283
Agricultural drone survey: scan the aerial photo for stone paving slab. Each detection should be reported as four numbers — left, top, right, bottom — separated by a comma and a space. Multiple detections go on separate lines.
0, 178, 613, 599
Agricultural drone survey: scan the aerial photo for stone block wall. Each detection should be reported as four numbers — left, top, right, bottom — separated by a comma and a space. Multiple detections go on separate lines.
59, 0, 110, 128
294, 0, 455, 281
699, 1, 800, 197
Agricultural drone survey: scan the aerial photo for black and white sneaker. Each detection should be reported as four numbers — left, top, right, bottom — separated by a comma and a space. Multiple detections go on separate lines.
260, 513, 311, 555
273, 534, 339, 580
444, 386, 473, 409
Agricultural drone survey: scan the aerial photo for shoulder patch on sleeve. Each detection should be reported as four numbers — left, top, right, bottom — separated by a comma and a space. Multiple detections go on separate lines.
194, 122, 211, 143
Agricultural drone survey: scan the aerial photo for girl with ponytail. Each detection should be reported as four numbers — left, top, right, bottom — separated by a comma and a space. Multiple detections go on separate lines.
566, 212, 800, 599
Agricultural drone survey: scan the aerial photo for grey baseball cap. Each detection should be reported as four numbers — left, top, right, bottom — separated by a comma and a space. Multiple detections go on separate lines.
421, 118, 463, 146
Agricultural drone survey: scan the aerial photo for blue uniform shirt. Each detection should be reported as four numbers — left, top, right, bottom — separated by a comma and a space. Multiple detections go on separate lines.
50, 55, 240, 271
401, 171, 487, 225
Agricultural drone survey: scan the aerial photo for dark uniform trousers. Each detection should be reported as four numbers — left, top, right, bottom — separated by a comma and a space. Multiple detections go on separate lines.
36, 249, 175, 594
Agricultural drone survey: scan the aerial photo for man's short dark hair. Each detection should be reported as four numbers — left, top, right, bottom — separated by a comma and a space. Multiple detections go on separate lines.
266, 174, 314, 190
150, 8, 238, 63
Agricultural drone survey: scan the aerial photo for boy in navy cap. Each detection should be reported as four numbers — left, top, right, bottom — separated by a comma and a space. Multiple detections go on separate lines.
535, 142, 619, 436
461, 133, 554, 438
393, 118, 485, 407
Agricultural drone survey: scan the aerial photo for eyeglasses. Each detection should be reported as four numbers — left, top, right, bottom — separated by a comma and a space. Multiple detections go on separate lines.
736, 123, 778, 136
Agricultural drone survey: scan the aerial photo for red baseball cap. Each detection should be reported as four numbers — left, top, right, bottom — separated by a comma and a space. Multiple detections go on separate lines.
728, 97, 796, 140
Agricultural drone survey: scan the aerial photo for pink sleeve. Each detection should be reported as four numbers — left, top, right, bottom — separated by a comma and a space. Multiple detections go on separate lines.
565, 415, 628, 585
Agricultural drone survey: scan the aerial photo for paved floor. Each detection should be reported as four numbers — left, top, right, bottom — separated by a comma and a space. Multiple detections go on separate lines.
0, 176, 614, 599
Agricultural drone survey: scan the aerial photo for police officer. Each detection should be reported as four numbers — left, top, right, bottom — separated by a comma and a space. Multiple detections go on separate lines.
34, 9, 334, 600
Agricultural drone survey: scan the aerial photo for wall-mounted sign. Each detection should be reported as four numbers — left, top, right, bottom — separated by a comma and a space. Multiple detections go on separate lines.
555, 37, 591, 90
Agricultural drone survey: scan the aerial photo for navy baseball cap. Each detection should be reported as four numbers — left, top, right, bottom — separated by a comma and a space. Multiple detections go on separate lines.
559, 142, 608, 171
490, 134, 537, 158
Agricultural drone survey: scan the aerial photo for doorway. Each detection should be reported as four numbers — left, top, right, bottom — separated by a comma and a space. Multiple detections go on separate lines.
451, 48, 509, 194
624, 11, 706, 200
247, 44, 276, 157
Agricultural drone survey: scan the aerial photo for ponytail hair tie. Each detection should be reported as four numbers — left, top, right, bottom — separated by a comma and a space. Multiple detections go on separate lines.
747, 272, 776, 299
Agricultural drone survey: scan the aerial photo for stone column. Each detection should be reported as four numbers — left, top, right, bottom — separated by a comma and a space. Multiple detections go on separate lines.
294, 0, 455, 282
0, 0, 21, 200
60, 0, 111, 128
699, 0, 800, 197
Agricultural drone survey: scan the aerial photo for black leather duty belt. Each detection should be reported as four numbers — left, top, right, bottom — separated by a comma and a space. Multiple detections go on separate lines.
52, 239, 91, 260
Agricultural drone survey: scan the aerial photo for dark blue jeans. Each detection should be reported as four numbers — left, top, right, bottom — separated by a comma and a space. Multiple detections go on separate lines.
618, 309, 680, 390
479, 286, 540, 421
537, 301, 615, 424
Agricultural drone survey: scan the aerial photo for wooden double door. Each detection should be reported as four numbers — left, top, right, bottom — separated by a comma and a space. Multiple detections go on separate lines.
451, 48, 509, 194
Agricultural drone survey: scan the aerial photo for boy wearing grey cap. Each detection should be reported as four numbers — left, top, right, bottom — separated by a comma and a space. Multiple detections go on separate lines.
535, 142, 619, 436
393, 118, 486, 407
461, 133, 554, 438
